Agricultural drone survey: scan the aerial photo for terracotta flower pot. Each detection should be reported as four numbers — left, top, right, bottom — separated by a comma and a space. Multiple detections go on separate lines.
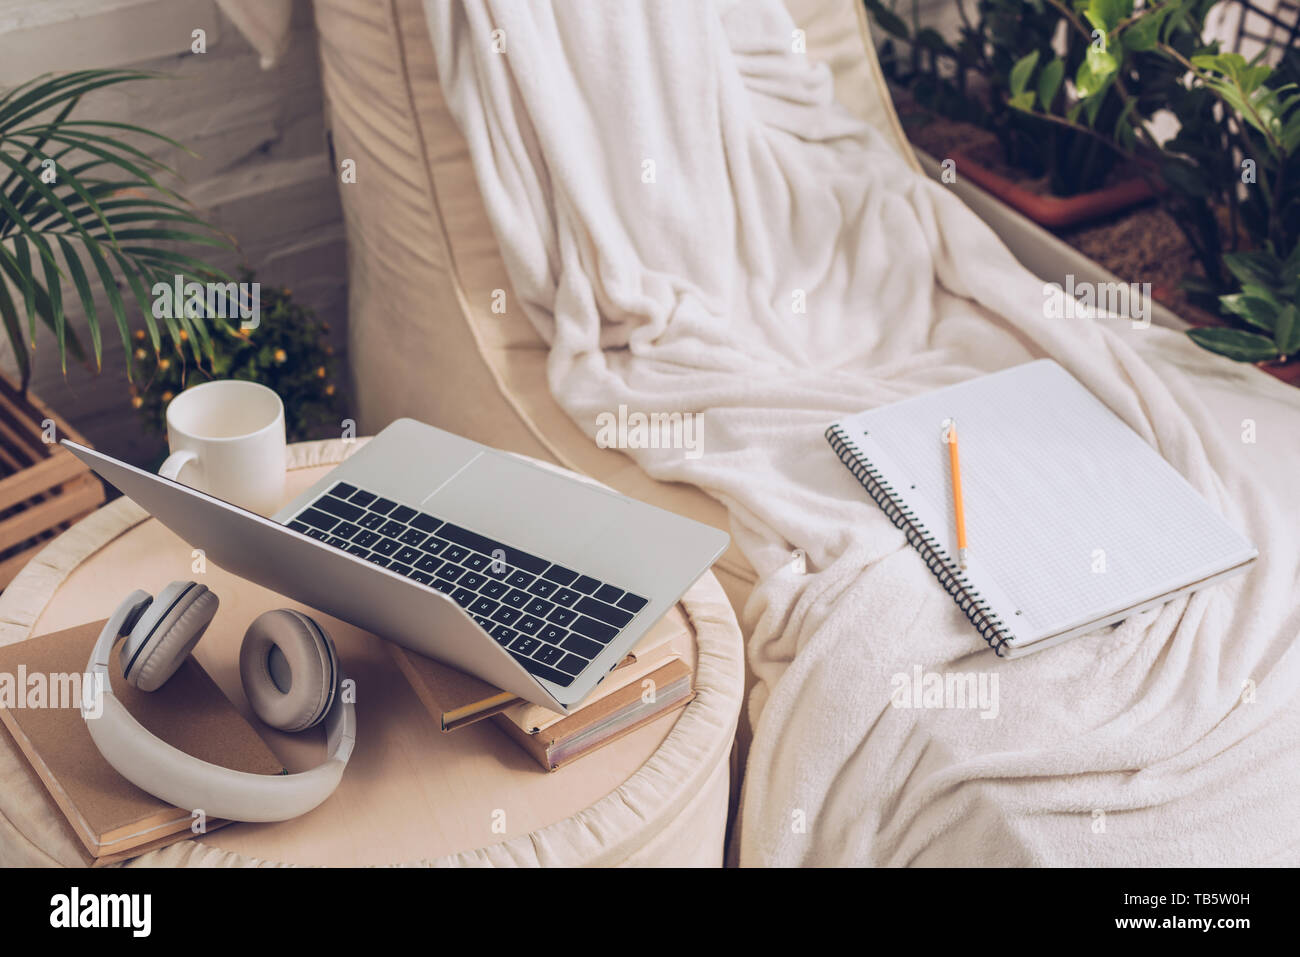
950, 150, 1158, 229
1258, 359, 1300, 388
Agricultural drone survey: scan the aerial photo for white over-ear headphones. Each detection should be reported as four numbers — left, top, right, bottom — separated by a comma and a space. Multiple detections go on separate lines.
83, 581, 356, 823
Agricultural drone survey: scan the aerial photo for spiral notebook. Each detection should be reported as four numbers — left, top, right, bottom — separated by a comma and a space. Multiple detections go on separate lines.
825, 360, 1258, 656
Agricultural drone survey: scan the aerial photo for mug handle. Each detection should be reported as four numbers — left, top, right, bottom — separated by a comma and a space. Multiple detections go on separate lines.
159, 449, 198, 483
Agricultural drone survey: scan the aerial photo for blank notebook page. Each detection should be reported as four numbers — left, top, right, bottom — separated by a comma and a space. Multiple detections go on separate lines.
837, 360, 1257, 645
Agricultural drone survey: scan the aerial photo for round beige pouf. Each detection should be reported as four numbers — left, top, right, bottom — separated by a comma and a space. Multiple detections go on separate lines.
0, 439, 744, 867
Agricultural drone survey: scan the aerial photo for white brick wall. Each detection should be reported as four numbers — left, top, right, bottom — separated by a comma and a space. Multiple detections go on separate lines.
0, 0, 346, 467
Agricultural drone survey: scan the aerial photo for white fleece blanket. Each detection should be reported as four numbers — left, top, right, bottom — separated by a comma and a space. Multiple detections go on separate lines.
424, 0, 1300, 865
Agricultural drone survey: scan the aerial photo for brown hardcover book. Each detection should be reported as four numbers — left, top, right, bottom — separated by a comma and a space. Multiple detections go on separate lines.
490, 658, 694, 772
500, 632, 692, 735
0, 619, 285, 864
390, 605, 690, 731
387, 643, 518, 731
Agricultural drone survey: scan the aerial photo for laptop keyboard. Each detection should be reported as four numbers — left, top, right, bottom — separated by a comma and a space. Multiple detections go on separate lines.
285, 482, 650, 688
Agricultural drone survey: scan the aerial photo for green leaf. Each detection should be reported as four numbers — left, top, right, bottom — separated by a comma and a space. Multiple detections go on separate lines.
1037, 58, 1065, 109
80, 238, 134, 379
0, 96, 78, 203
5, 130, 178, 202
0, 273, 31, 385
1282, 110, 1300, 154
11, 236, 36, 342
125, 247, 230, 281
55, 234, 101, 368
0, 152, 112, 260
1, 147, 122, 249
913, 28, 949, 53
1115, 114, 1136, 152
1239, 282, 1283, 308
863, 1, 909, 41
1223, 250, 1279, 288
81, 227, 230, 250
1084, 76, 1114, 124
11, 126, 175, 180
50, 189, 203, 231
73, 209, 219, 230
1076, 59, 1100, 103
1192, 53, 1247, 82
0, 170, 66, 269
1245, 85, 1286, 141
33, 234, 64, 368
1203, 78, 1254, 127
0, 70, 158, 131
1219, 292, 1278, 331
175, 305, 209, 363
1085, 0, 1132, 35
21, 171, 134, 231
1009, 91, 1036, 112
1273, 303, 1300, 355
1241, 63, 1272, 95
1186, 326, 1280, 362
1122, 6, 1171, 51
1076, 46, 1118, 101
0, 72, 52, 117
1087, 44, 1119, 82
1112, 96, 1139, 142
134, 259, 184, 354
27, 118, 195, 157
1282, 243, 1300, 280
110, 248, 161, 353
1010, 50, 1040, 97
0, 239, 84, 363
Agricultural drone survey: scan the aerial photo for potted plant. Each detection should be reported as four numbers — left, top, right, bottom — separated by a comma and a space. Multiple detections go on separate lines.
867, 0, 1167, 227
0, 69, 231, 585
0, 69, 231, 386
872, 0, 1300, 384
129, 273, 346, 459
1000, 1, 1300, 381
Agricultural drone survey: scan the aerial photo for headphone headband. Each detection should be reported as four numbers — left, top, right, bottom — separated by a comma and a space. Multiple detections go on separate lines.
85, 694, 354, 823
84, 591, 354, 823
87, 589, 152, 676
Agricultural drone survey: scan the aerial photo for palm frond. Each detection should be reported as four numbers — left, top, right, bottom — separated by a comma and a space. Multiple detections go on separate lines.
0, 69, 232, 389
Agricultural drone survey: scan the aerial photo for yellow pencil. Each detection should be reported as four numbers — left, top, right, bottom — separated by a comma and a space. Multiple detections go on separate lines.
944, 418, 968, 569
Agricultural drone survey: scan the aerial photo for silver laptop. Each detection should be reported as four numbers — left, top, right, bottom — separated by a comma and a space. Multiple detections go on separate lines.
64, 419, 729, 712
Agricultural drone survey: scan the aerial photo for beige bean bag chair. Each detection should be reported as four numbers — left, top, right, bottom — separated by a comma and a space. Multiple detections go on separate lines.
310, 0, 915, 614
300, 0, 921, 758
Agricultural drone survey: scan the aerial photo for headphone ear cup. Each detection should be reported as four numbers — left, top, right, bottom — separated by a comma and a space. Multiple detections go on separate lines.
120, 582, 218, 693
239, 609, 338, 733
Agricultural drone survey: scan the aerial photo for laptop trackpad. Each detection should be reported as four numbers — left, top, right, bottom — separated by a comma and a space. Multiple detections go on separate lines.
420, 453, 627, 568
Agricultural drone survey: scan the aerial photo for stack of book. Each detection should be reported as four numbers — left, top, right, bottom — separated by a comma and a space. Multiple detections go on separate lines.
391, 609, 695, 771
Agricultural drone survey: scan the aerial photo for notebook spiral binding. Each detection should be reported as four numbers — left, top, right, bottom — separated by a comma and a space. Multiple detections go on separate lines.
824, 423, 1015, 656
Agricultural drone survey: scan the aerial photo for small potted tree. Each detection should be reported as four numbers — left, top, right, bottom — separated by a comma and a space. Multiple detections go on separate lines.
870, 0, 1300, 385
1002, 3, 1300, 383
129, 274, 346, 461
0, 69, 230, 585
868, 0, 1169, 228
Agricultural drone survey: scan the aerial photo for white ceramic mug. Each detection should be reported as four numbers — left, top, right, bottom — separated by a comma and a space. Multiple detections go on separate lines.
159, 380, 286, 516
